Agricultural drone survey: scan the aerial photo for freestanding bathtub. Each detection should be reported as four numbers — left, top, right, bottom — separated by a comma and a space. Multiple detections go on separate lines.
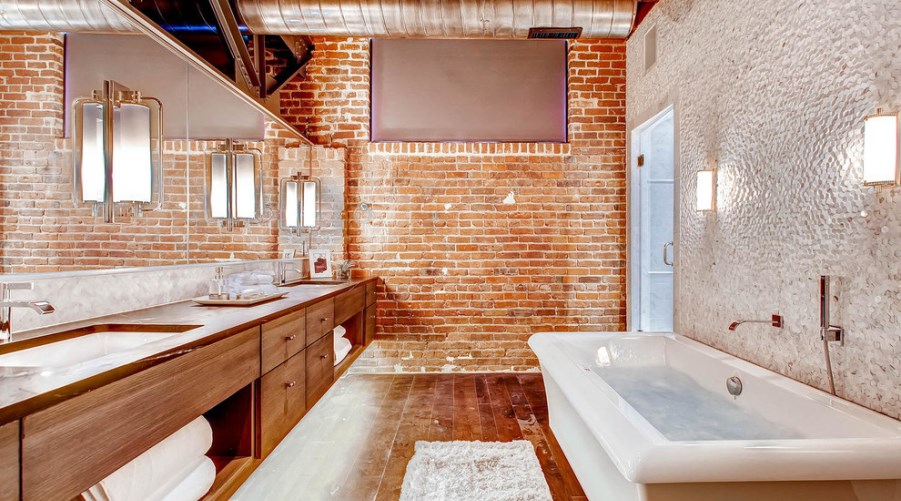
529, 332, 901, 501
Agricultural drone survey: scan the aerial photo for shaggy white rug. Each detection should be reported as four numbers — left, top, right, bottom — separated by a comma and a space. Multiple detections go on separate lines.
399, 441, 553, 501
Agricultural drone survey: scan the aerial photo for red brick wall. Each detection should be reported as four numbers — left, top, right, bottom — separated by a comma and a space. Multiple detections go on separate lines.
281, 38, 627, 371
0, 31, 329, 273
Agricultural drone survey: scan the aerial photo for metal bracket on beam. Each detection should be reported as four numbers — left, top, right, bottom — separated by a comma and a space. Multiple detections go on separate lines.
208, 0, 260, 93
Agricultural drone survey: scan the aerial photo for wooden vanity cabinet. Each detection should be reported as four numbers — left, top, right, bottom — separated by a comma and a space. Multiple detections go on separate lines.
305, 334, 335, 409
0, 421, 18, 501
259, 351, 306, 457
21, 327, 261, 501
261, 308, 306, 375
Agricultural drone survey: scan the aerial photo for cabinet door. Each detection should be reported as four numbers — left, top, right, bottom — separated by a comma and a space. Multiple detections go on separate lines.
305, 334, 335, 409
364, 304, 377, 345
259, 352, 306, 458
261, 308, 306, 375
306, 298, 334, 345
0, 421, 18, 501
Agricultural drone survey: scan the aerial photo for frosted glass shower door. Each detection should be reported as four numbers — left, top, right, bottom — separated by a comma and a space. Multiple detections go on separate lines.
635, 110, 674, 331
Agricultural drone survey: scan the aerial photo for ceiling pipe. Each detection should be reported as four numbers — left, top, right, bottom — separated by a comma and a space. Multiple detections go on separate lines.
236, 0, 637, 39
0, 0, 137, 32
0, 0, 638, 39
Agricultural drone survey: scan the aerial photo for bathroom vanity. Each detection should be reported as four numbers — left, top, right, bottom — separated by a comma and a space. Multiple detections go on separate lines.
0, 278, 378, 501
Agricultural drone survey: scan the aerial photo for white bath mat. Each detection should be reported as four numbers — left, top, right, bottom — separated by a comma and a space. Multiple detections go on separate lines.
399, 440, 553, 501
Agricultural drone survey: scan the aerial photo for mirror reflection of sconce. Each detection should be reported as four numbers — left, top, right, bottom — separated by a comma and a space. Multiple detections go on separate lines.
279, 174, 321, 234
863, 110, 900, 186
73, 80, 163, 223
206, 139, 264, 231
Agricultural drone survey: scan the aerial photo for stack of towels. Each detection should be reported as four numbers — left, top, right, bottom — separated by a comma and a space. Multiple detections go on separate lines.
227, 271, 277, 299
333, 325, 352, 366
81, 417, 216, 501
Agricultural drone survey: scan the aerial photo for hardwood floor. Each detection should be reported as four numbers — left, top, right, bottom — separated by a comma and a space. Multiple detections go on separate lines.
233, 373, 586, 500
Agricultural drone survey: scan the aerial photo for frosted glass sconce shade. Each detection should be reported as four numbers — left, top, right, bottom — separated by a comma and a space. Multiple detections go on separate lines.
696, 170, 715, 212
863, 111, 900, 186
206, 140, 263, 231
279, 175, 320, 232
73, 80, 162, 222
112, 103, 153, 203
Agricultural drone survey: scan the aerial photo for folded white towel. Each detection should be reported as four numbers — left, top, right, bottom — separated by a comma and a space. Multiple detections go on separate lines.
81, 417, 213, 501
159, 456, 217, 501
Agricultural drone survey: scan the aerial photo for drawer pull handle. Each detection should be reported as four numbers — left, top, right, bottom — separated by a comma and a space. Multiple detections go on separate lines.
320, 317, 327, 322
320, 354, 328, 360
285, 334, 297, 341
286, 381, 296, 388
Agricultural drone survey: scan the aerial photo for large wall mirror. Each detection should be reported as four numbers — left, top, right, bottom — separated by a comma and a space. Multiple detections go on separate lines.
0, 3, 326, 275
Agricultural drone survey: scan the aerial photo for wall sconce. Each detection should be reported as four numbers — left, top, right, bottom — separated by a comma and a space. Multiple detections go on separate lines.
279, 174, 321, 233
696, 169, 716, 212
863, 110, 900, 186
206, 139, 264, 231
73, 80, 163, 223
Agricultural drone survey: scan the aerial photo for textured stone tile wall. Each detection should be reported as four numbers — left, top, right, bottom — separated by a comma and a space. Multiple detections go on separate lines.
281, 38, 628, 371
627, 0, 901, 417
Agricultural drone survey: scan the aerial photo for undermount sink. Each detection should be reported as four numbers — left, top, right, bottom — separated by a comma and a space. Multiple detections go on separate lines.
283, 279, 349, 286
0, 324, 200, 370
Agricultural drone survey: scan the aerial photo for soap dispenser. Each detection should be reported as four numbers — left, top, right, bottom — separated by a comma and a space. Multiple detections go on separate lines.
209, 266, 227, 300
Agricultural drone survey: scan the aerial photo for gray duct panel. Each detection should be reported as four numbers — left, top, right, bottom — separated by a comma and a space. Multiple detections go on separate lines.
371, 39, 567, 142
65, 33, 265, 140
235, 0, 637, 38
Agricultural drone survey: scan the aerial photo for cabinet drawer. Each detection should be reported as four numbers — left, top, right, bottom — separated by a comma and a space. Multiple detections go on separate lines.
21, 327, 260, 501
261, 309, 306, 375
305, 334, 335, 409
365, 280, 377, 307
259, 352, 306, 458
364, 304, 377, 345
335, 286, 365, 325
306, 298, 334, 345
0, 421, 18, 501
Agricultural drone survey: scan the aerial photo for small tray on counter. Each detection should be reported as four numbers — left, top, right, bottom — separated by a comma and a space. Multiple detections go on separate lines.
192, 291, 287, 306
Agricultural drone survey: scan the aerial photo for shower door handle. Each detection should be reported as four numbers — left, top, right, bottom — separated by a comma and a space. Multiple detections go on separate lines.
663, 241, 674, 267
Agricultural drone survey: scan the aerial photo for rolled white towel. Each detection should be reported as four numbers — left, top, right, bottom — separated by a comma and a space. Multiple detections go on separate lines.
159, 456, 217, 501
81, 417, 213, 501
334, 327, 353, 366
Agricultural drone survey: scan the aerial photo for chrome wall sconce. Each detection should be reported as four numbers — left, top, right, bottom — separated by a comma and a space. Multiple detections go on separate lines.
863, 110, 900, 186
279, 174, 321, 234
696, 169, 716, 212
206, 139, 264, 231
73, 80, 163, 223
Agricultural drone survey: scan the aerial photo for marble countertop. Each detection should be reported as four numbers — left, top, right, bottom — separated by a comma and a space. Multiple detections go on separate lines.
0, 278, 376, 425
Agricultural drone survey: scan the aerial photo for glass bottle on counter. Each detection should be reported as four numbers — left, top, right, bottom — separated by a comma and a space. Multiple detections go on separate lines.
209, 266, 228, 300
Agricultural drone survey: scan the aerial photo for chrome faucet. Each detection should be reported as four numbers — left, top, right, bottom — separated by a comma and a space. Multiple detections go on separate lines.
0, 282, 55, 342
820, 275, 843, 395
729, 314, 783, 331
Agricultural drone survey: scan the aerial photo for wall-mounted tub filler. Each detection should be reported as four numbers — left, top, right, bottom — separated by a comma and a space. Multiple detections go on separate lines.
820, 275, 844, 395
728, 314, 783, 331
0, 282, 55, 342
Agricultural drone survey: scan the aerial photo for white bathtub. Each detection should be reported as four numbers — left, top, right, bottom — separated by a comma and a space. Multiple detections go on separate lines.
529, 332, 901, 501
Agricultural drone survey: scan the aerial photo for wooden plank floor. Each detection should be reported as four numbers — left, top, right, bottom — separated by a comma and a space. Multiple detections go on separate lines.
232, 373, 586, 500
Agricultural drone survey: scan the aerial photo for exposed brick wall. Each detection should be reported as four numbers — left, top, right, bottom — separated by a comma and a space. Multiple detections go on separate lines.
0, 31, 337, 273
281, 37, 627, 371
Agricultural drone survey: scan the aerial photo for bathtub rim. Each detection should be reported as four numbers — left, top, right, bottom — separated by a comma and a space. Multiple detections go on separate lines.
529, 331, 901, 484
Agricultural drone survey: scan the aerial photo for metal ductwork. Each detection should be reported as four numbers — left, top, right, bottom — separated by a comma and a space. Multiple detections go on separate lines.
236, 0, 637, 39
0, 0, 637, 39
0, 1, 136, 32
